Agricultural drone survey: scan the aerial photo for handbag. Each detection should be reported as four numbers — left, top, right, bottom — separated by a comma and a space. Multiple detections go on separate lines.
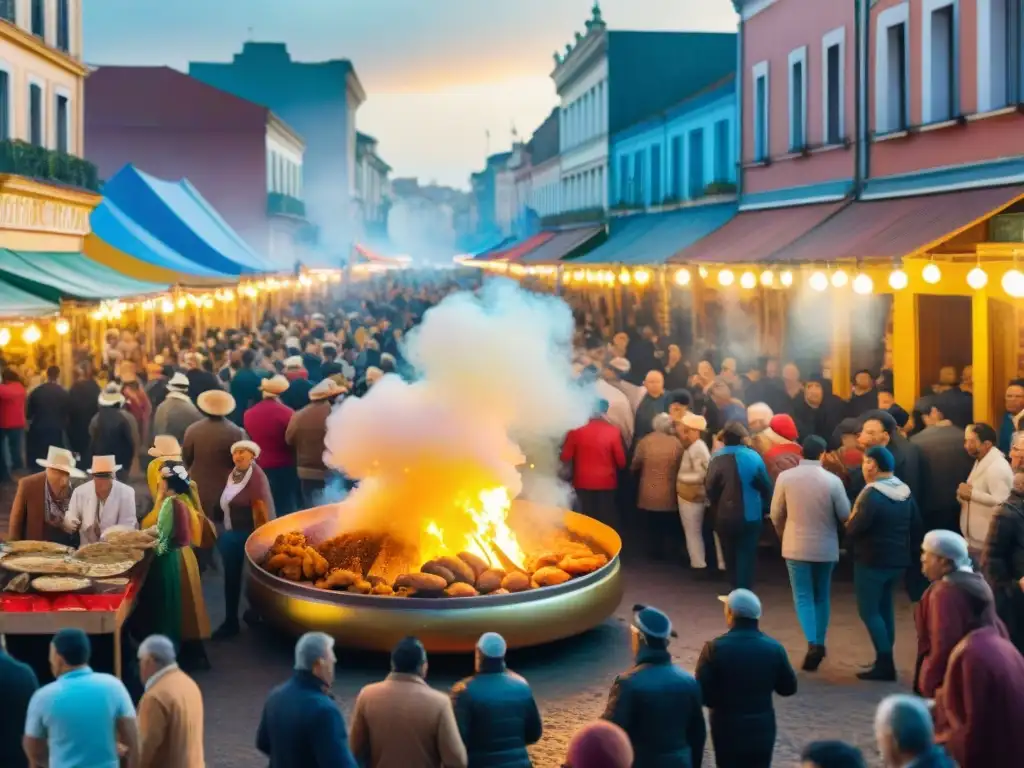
677, 483, 704, 503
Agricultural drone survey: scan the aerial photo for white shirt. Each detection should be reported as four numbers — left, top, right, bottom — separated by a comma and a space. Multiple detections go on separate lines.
961, 447, 1013, 550
66, 480, 138, 545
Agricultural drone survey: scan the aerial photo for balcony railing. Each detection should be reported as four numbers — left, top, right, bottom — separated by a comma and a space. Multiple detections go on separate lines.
0, 140, 100, 191
267, 191, 306, 218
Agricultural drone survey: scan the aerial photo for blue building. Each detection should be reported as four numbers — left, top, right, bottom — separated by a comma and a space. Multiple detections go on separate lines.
610, 76, 736, 209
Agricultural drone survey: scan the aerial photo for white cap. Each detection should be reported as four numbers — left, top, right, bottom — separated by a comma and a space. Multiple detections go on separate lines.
922, 530, 972, 570
607, 357, 630, 375
477, 632, 507, 659
719, 588, 762, 620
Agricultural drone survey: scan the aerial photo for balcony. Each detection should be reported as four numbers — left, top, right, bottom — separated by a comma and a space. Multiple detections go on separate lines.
267, 191, 306, 218
0, 140, 100, 191
540, 206, 605, 227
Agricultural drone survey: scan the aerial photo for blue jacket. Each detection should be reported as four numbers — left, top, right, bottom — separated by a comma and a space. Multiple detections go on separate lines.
1000, 411, 1016, 455
602, 646, 706, 768
451, 658, 542, 768
0, 650, 38, 768
256, 671, 358, 768
707, 445, 773, 527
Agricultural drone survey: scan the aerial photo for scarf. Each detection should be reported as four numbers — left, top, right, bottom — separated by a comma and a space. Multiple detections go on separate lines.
43, 479, 71, 529
849, 475, 912, 523
220, 465, 253, 529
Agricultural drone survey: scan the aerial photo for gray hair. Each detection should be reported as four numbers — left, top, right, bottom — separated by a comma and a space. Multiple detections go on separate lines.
875, 695, 934, 756
138, 635, 176, 669
652, 413, 675, 435
295, 631, 334, 671
1012, 430, 1024, 449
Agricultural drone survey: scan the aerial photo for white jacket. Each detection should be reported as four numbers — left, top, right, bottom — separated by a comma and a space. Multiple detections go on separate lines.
960, 447, 1013, 550
66, 480, 138, 546
677, 439, 711, 499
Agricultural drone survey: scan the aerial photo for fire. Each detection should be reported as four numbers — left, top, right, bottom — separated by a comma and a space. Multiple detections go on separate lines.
422, 486, 526, 570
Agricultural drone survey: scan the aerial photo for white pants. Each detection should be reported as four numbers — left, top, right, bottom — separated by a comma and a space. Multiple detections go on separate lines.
678, 498, 724, 570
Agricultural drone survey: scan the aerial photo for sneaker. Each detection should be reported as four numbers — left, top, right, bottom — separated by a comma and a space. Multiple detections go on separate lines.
802, 643, 825, 672
856, 655, 897, 682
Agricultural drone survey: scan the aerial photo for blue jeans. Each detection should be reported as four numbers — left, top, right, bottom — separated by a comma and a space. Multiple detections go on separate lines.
217, 529, 249, 628
785, 560, 835, 645
1, 427, 23, 474
854, 563, 903, 654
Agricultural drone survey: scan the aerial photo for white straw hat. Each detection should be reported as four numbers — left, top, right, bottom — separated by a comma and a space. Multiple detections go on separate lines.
231, 440, 262, 459
89, 455, 122, 475
36, 446, 86, 478
148, 435, 183, 460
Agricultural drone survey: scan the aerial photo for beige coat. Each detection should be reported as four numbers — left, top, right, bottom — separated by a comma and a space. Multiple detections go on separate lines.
285, 401, 332, 480
632, 431, 684, 512
138, 667, 205, 768
182, 416, 246, 524
349, 673, 467, 768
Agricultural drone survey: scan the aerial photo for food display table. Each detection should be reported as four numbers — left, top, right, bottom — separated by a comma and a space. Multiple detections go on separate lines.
0, 559, 150, 678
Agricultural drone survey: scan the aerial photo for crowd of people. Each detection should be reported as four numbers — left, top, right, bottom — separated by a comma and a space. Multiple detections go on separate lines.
2, 276, 1024, 766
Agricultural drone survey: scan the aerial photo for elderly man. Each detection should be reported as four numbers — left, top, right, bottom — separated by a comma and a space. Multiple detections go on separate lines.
281, 357, 313, 412
602, 606, 705, 768
633, 370, 668, 448
257, 632, 357, 768
244, 375, 298, 516
914, 530, 1008, 698
349, 636, 466, 768
65, 455, 138, 545
287, 379, 346, 508
451, 633, 542, 766
7, 446, 84, 543
23, 628, 138, 768
911, 393, 974, 533
632, 413, 684, 560
677, 412, 720, 576
960, 422, 1013, 555
137, 635, 204, 768
602, 358, 644, 412
183, 390, 246, 532
152, 372, 202, 448
561, 399, 626, 528
696, 590, 797, 768
998, 379, 1024, 454
747, 402, 774, 434
875, 695, 952, 767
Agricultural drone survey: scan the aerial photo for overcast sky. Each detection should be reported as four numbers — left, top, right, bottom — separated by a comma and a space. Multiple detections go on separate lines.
84, 0, 737, 188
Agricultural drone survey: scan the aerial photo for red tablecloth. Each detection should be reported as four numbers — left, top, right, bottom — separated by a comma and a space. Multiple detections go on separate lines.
1, 574, 142, 613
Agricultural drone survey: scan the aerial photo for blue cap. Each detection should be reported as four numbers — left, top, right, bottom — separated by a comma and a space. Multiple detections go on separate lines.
865, 445, 895, 473
632, 605, 673, 640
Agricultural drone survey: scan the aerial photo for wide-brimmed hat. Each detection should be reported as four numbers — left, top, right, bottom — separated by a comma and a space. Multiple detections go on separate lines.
260, 375, 290, 396
681, 412, 707, 432
167, 372, 189, 391
98, 385, 125, 407
197, 389, 236, 417
231, 440, 262, 459
148, 435, 182, 460
89, 455, 122, 475
284, 356, 304, 370
36, 446, 86, 478
309, 379, 345, 401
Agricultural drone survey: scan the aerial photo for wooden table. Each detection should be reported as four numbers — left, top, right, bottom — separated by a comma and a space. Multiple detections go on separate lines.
0, 560, 150, 678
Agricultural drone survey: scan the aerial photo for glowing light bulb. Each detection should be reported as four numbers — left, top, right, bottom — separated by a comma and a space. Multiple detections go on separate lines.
888, 269, 909, 290
674, 268, 691, 286
809, 271, 828, 291
618, 269, 631, 285
161, 299, 174, 313
55, 318, 70, 336
922, 263, 942, 284
717, 269, 735, 287
852, 273, 874, 295
966, 267, 988, 290
780, 270, 793, 287
759, 270, 774, 287
698, 266, 709, 279
176, 297, 187, 309
634, 269, 650, 285
740, 271, 756, 289
1002, 269, 1024, 298
573, 270, 585, 282
831, 269, 849, 288
0, 328, 10, 347
22, 325, 41, 344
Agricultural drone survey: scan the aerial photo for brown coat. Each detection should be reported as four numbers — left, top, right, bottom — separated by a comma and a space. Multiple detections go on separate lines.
182, 416, 246, 523
349, 673, 467, 768
632, 432, 684, 512
285, 401, 331, 480
7, 472, 71, 542
138, 667, 205, 768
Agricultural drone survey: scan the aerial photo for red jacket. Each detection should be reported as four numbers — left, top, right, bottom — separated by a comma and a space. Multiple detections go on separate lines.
561, 418, 626, 491
243, 398, 295, 470
0, 382, 27, 429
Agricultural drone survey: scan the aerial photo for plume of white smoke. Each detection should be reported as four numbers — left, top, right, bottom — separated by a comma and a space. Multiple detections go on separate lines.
322, 278, 594, 542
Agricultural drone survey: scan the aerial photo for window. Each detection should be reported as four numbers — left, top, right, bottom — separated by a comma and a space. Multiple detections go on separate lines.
29, 84, 42, 146
618, 155, 629, 204
650, 144, 662, 204
788, 47, 807, 150
876, 6, 910, 133
0, 0, 13, 23
55, 94, 68, 153
925, 1, 956, 123
713, 120, 730, 182
670, 135, 682, 198
978, 0, 1020, 111
753, 61, 769, 162
31, 0, 44, 38
57, 0, 70, 52
633, 151, 644, 206
0, 71, 8, 141
823, 27, 845, 144
688, 128, 705, 199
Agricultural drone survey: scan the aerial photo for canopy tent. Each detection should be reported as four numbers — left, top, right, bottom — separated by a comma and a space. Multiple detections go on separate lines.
0, 249, 167, 303
472, 236, 515, 260
0, 280, 59, 318
352, 242, 408, 266
102, 165, 280, 276
86, 198, 237, 285
573, 203, 737, 265
519, 225, 606, 264
176, 178, 280, 270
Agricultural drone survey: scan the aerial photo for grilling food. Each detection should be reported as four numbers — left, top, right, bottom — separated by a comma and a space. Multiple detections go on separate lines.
4, 573, 30, 592
1, 555, 90, 576
2, 541, 73, 555
31, 576, 91, 592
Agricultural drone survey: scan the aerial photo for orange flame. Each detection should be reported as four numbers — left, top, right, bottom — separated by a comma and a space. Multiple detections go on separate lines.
422, 486, 525, 570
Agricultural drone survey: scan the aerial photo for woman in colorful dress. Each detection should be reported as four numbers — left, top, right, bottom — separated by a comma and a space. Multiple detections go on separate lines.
214, 439, 274, 640
144, 436, 214, 669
